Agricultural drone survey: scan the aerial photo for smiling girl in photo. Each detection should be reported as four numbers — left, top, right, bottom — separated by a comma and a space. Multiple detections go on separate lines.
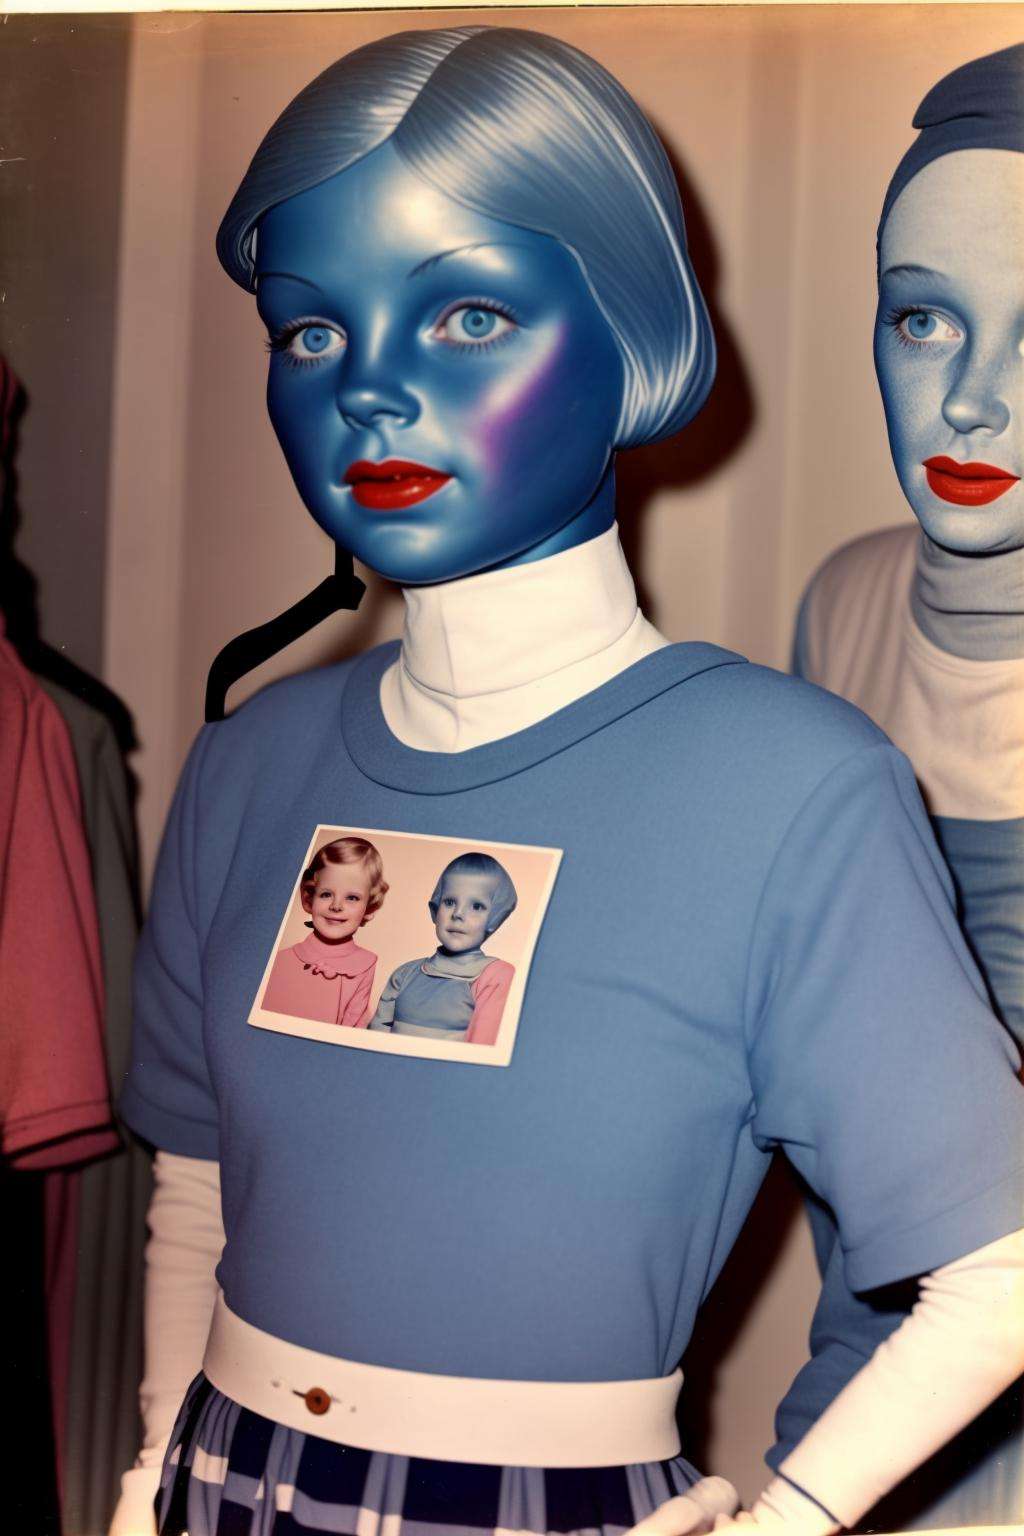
262, 836, 387, 1027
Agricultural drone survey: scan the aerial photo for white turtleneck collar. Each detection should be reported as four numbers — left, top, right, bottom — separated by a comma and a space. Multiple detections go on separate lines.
911, 533, 1024, 662
379, 524, 669, 752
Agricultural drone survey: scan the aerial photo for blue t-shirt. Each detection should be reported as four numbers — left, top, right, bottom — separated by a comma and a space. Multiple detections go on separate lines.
120, 641, 1023, 1463
788, 530, 1024, 1517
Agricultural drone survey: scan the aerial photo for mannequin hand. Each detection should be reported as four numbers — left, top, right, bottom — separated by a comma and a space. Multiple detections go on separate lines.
107, 1463, 160, 1536
706, 1482, 840, 1535
710, 1515, 835, 1534
625, 1476, 740, 1534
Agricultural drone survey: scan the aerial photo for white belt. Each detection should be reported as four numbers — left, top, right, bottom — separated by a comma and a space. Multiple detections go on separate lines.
203, 1292, 682, 1467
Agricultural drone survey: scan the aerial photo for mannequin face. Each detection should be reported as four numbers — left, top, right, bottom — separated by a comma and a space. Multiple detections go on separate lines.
875, 150, 1023, 553
255, 141, 624, 585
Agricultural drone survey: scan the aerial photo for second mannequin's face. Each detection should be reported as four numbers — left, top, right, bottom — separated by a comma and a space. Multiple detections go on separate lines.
874, 150, 1024, 553
254, 141, 624, 585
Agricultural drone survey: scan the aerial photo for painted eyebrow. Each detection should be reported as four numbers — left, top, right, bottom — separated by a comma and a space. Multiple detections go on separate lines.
255, 272, 326, 294
406, 242, 530, 280
879, 263, 948, 282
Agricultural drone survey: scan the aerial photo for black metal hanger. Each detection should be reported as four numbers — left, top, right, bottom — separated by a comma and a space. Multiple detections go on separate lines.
204, 545, 365, 722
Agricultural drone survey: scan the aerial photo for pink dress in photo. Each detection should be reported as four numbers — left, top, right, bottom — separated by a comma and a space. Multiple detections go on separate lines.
262, 932, 377, 1027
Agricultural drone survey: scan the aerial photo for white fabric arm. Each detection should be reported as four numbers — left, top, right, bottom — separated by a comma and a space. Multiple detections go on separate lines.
768, 1226, 1024, 1529
108, 1151, 225, 1536
629, 1227, 1024, 1533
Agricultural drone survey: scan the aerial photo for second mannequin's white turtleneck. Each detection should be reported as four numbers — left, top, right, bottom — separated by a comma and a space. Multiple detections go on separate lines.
379, 524, 669, 753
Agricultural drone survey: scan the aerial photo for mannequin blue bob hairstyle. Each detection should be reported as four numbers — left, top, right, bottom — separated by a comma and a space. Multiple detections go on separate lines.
217, 26, 715, 451
205, 26, 716, 719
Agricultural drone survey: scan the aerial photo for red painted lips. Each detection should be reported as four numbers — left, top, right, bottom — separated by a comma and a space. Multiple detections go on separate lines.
343, 459, 451, 510
923, 456, 1020, 507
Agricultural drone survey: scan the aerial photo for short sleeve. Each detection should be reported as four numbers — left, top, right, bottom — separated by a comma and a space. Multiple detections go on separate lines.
119, 728, 220, 1159
745, 743, 1023, 1294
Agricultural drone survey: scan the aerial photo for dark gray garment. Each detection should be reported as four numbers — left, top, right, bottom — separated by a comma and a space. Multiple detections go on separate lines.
40, 679, 150, 1536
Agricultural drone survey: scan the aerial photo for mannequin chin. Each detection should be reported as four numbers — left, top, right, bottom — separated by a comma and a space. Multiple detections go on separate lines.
874, 148, 1023, 556
255, 140, 623, 587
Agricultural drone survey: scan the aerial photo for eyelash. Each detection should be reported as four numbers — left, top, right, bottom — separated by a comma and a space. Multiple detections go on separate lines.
434, 298, 521, 354
882, 305, 958, 352
265, 300, 522, 366
265, 319, 339, 371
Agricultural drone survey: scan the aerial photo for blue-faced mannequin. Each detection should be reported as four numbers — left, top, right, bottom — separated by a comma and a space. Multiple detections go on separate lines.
213, 26, 713, 641
205, 28, 715, 713
117, 31, 1024, 1536
255, 140, 624, 586
792, 44, 1024, 1532
876, 150, 1022, 557
873, 41, 1024, 661
876, 149, 1024, 659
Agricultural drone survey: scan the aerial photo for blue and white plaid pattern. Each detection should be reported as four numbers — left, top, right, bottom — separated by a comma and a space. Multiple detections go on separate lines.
157, 1376, 701, 1535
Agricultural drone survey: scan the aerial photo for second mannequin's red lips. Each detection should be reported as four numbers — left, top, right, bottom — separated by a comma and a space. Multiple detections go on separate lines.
923, 456, 1020, 507
343, 459, 451, 510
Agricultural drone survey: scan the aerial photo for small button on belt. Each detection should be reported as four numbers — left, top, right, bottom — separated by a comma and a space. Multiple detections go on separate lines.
304, 1386, 331, 1416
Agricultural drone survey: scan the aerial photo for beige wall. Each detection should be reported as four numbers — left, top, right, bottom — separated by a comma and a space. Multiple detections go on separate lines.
98, 5, 1023, 1508
0, 16, 129, 678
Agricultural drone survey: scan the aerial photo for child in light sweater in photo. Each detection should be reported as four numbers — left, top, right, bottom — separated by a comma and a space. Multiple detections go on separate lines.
370, 852, 516, 1045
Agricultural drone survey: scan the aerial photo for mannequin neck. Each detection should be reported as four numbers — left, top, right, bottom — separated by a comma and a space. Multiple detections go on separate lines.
488, 465, 617, 571
379, 522, 668, 751
911, 534, 1024, 660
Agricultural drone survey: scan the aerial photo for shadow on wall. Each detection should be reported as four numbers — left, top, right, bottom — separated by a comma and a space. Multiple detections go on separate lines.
618, 137, 756, 626
0, 376, 139, 768
1, 357, 149, 1536
678, 1157, 803, 1473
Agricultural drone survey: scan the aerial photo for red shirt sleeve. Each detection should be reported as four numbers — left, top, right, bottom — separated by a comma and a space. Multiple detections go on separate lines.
0, 638, 118, 1169
465, 959, 515, 1047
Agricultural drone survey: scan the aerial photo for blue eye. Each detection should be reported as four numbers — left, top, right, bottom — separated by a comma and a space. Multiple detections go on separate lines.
907, 312, 936, 340
437, 305, 515, 347
269, 321, 346, 364
893, 310, 960, 348
302, 326, 332, 353
293, 324, 344, 358
462, 309, 495, 339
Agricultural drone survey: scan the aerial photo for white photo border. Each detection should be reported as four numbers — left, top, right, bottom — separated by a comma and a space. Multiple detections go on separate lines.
248, 823, 563, 1067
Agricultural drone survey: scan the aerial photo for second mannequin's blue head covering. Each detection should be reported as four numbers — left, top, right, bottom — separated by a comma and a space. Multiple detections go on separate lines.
878, 41, 1024, 240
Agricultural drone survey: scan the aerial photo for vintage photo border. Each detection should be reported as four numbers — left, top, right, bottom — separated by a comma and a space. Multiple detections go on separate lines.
248, 822, 563, 1066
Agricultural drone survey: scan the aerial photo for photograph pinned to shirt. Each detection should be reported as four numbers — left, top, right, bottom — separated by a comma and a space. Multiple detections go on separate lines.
249, 824, 562, 1066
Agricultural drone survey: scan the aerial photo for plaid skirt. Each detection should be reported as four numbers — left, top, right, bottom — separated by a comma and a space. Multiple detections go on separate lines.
156, 1375, 702, 1536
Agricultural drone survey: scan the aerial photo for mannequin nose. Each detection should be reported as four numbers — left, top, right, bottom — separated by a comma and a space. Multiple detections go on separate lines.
337, 376, 419, 432
941, 350, 1011, 437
